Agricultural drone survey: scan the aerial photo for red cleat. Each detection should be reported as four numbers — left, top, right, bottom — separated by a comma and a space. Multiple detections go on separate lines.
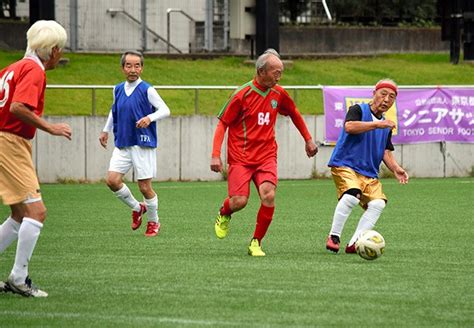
326, 235, 340, 253
132, 203, 147, 230
345, 243, 357, 254
145, 221, 160, 237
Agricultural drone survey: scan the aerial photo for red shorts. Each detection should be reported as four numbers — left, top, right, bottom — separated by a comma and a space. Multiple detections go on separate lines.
227, 158, 278, 197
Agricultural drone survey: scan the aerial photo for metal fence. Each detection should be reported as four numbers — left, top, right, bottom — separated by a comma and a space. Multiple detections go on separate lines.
54, 0, 232, 54
47, 84, 326, 116
46, 84, 474, 116
279, 0, 332, 24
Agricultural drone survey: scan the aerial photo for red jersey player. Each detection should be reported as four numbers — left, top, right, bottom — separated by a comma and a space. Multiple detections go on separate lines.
0, 20, 71, 297
210, 49, 318, 256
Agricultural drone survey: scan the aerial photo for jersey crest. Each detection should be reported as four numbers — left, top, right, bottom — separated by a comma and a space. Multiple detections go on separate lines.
271, 99, 278, 109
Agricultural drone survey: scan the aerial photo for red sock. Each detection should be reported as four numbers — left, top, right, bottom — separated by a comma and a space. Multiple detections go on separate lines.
219, 197, 232, 216
253, 204, 275, 242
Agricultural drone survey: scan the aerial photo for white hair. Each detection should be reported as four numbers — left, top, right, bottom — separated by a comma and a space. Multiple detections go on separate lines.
25, 20, 67, 61
255, 48, 281, 71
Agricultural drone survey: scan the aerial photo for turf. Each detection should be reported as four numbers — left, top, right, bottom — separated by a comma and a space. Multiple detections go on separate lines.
0, 178, 473, 327
1, 51, 473, 116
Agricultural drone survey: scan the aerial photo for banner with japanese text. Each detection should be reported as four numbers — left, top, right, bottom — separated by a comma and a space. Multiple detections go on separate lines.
323, 87, 474, 144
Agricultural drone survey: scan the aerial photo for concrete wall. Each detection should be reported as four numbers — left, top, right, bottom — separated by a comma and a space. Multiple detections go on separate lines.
230, 26, 449, 55
279, 26, 449, 55
32, 115, 473, 183
0, 21, 28, 50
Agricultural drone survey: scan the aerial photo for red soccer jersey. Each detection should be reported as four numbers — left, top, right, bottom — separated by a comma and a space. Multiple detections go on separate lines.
0, 57, 46, 139
218, 79, 308, 165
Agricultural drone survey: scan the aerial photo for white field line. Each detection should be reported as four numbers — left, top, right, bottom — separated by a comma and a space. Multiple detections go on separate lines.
0, 310, 242, 326
0, 310, 315, 327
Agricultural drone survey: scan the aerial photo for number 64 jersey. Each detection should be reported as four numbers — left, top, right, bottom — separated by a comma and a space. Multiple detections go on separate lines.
217, 79, 311, 166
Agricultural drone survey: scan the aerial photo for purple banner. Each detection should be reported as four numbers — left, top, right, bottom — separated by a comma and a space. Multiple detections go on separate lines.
323, 86, 474, 144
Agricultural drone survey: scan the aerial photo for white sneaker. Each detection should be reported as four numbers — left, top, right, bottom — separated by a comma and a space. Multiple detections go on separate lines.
7, 275, 48, 298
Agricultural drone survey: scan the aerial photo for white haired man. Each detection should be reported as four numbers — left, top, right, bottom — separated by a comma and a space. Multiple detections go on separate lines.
210, 49, 318, 256
326, 79, 409, 254
0, 20, 71, 297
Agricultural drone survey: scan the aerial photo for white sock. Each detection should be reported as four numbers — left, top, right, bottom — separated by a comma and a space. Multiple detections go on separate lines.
144, 195, 159, 223
11, 218, 43, 284
114, 184, 140, 211
0, 217, 21, 253
349, 199, 386, 246
329, 194, 360, 237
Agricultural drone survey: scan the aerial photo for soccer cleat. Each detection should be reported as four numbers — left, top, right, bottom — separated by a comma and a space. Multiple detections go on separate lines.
345, 243, 357, 254
145, 221, 160, 237
6, 276, 48, 298
0, 280, 12, 293
214, 214, 231, 239
132, 203, 147, 230
248, 238, 266, 256
326, 235, 340, 253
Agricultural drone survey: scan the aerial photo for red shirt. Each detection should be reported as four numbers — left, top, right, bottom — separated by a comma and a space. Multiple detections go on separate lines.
0, 57, 46, 139
218, 79, 311, 165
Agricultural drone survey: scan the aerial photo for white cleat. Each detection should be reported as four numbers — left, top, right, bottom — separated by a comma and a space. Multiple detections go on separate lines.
0, 280, 12, 293
7, 275, 48, 298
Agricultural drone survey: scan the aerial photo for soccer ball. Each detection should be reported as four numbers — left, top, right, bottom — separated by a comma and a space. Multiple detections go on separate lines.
355, 230, 385, 260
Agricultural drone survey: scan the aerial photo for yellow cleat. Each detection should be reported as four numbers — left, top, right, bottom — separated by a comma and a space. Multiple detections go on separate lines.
248, 238, 266, 257
214, 214, 231, 239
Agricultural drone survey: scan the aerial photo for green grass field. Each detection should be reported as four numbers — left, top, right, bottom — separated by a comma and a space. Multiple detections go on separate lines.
0, 178, 472, 327
1, 51, 474, 116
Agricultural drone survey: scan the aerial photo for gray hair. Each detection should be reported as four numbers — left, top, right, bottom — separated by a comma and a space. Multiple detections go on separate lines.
255, 48, 281, 71
376, 78, 397, 87
25, 20, 67, 61
120, 50, 144, 67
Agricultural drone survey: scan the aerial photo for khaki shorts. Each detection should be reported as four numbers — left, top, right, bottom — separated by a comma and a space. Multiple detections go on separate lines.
331, 166, 386, 209
0, 131, 41, 205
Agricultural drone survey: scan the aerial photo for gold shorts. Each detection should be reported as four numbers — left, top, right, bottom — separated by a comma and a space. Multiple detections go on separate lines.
0, 131, 41, 205
331, 166, 386, 209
